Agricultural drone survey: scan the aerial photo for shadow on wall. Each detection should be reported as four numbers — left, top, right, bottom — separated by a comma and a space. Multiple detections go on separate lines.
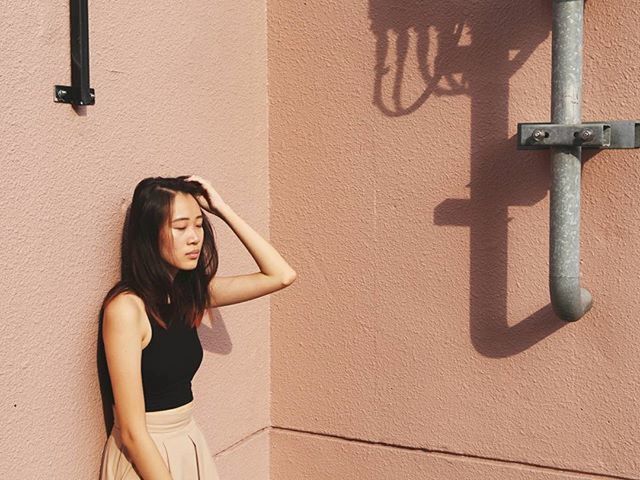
96, 205, 232, 436
369, 0, 568, 358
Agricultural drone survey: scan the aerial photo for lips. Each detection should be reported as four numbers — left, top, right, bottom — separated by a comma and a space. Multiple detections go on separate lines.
186, 250, 200, 256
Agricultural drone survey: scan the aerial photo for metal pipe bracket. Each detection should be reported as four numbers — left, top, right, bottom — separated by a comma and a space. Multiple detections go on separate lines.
54, 85, 96, 105
517, 121, 640, 149
54, 0, 95, 106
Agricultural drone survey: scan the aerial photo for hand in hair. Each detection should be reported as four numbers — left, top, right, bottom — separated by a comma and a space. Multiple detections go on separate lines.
186, 175, 226, 217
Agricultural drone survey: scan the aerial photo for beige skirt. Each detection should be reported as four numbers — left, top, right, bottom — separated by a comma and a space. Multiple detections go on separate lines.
99, 401, 219, 480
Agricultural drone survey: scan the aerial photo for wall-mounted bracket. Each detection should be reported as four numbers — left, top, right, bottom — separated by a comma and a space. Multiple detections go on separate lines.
54, 0, 95, 106
517, 121, 640, 150
54, 86, 95, 105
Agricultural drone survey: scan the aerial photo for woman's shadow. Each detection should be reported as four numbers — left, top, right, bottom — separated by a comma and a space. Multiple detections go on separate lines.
370, 0, 567, 358
96, 206, 232, 435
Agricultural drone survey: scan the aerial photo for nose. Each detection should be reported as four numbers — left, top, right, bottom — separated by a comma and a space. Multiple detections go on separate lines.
187, 227, 200, 244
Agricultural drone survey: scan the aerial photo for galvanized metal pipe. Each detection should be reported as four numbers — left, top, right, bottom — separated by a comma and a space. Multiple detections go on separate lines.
549, 0, 593, 321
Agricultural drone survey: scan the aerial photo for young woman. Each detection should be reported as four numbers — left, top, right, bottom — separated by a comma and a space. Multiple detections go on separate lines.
98, 175, 296, 479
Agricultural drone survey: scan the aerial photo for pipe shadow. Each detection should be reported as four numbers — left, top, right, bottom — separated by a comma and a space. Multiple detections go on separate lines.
369, 0, 568, 358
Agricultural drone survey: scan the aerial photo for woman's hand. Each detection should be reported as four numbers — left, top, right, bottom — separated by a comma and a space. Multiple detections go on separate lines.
186, 175, 227, 217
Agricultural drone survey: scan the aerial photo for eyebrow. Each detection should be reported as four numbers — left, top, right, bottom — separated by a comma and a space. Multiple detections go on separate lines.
171, 215, 203, 223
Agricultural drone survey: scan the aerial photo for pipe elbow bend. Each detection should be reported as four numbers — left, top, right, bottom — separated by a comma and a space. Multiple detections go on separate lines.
550, 276, 593, 322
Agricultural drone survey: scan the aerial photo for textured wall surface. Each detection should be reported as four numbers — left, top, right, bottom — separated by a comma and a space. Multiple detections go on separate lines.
271, 430, 616, 480
270, 0, 640, 478
0, 0, 268, 478
216, 429, 270, 479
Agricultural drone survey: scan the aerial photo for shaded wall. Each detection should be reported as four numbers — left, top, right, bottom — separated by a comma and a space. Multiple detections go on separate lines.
270, 1, 640, 478
0, 1, 269, 478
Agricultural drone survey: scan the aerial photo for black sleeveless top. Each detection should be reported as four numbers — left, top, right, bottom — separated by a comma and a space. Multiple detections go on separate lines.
141, 316, 203, 412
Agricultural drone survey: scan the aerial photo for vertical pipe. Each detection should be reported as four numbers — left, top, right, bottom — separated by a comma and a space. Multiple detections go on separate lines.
549, 0, 593, 321
70, 0, 92, 105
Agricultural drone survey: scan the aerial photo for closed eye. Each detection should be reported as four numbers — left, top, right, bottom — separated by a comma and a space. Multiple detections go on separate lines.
174, 225, 203, 230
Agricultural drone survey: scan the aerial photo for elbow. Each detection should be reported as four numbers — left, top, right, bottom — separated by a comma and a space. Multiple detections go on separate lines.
120, 427, 148, 451
281, 270, 297, 286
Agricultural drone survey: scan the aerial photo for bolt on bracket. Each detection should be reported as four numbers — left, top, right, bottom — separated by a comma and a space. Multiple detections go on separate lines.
517, 121, 640, 150
54, 86, 96, 105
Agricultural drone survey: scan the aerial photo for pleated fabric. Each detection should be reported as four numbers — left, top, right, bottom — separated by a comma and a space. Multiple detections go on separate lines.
99, 401, 219, 480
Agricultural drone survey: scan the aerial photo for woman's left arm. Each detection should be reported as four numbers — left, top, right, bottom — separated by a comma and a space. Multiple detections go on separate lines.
208, 202, 297, 307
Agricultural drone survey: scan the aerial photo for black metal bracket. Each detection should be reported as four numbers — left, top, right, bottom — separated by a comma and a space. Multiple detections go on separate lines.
54, 0, 95, 106
517, 121, 640, 150
54, 86, 95, 105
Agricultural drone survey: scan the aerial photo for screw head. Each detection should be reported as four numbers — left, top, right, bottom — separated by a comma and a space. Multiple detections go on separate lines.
532, 129, 546, 142
579, 128, 594, 141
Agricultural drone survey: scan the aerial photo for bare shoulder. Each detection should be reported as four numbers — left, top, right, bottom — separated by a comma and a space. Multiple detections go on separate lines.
103, 291, 145, 335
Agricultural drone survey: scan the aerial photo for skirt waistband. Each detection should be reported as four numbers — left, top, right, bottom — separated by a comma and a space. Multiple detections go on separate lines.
113, 401, 194, 434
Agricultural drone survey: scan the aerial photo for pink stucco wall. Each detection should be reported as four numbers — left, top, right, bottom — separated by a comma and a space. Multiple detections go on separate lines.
1, 1, 269, 479
270, 1, 640, 478
4, 0, 640, 479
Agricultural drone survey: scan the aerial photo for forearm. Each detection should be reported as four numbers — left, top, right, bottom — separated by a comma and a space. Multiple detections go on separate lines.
216, 202, 296, 280
122, 432, 173, 480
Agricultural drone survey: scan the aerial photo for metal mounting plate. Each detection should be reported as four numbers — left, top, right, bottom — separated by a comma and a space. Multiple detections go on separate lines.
54, 85, 95, 106
518, 123, 610, 149
517, 121, 640, 150
591, 121, 640, 149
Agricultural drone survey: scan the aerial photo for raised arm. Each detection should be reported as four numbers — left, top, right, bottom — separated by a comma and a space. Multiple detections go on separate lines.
208, 202, 297, 307
102, 294, 173, 479
186, 175, 297, 308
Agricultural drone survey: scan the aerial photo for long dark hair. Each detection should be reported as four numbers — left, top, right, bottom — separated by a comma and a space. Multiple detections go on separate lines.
100, 175, 219, 330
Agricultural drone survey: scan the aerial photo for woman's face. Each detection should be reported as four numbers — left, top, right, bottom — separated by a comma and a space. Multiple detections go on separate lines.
159, 192, 204, 274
